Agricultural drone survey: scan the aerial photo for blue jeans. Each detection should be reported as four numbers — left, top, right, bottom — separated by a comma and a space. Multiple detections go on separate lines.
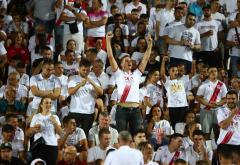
116, 106, 143, 134
230, 56, 240, 77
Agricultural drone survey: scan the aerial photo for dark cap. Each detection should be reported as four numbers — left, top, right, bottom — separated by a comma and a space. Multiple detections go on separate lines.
0, 142, 12, 150
2, 124, 14, 133
202, 4, 211, 10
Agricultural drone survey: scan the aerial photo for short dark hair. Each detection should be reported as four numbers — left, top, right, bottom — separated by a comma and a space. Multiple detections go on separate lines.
217, 144, 233, 159
110, 4, 118, 11
179, 1, 188, 6
133, 128, 145, 137
193, 130, 205, 137
79, 58, 91, 68
226, 90, 239, 99
169, 133, 184, 143
114, 13, 123, 19
140, 13, 149, 19
99, 128, 110, 139
131, 8, 139, 13
187, 12, 196, 18
175, 6, 184, 12
5, 113, 18, 122
54, 61, 62, 66
62, 116, 75, 125
174, 159, 187, 164
196, 160, 210, 165
2, 124, 14, 133
42, 60, 54, 68
16, 62, 26, 69
65, 49, 75, 56
41, 45, 52, 54
86, 48, 98, 55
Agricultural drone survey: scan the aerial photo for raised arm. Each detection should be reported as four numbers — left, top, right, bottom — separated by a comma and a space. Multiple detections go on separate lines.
106, 32, 118, 72
160, 56, 168, 83
138, 35, 153, 73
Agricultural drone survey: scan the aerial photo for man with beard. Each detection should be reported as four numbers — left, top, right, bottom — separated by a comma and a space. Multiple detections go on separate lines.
166, 12, 201, 73
196, 5, 223, 68
217, 90, 240, 145
60, 0, 88, 53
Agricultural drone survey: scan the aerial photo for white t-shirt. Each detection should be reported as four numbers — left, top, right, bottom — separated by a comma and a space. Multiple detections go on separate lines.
0, 84, 28, 101
164, 79, 188, 108
155, 8, 175, 37
89, 72, 110, 90
219, 0, 237, 14
63, 127, 86, 146
154, 145, 186, 164
68, 75, 100, 114
185, 145, 213, 165
62, 61, 79, 76
196, 19, 222, 51
175, 122, 202, 134
87, 10, 108, 37
113, 68, 142, 103
105, 146, 144, 165
30, 74, 61, 110
227, 27, 240, 57
97, 49, 108, 65
30, 113, 61, 146
87, 146, 114, 163
0, 127, 24, 141
196, 80, 227, 109
217, 105, 240, 145
19, 73, 30, 88
0, 30, 7, 56
124, 2, 146, 15
211, 12, 226, 25
56, 74, 68, 98
151, 120, 172, 139
164, 20, 184, 36
131, 52, 144, 65
169, 24, 201, 62
63, 8, 86, 34
145, 83, 163, 113
107, 24, 129, 36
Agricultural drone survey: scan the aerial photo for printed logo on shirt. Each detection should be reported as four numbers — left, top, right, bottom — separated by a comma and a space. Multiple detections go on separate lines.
181, 31, 193, 43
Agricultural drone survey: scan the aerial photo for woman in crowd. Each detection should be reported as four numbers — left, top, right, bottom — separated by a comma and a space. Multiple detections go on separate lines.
131, 36, 148, 69
175, 111, 201, 134
146, 105, 171, 150
27, 97, 62, 164
58, 39, 81, 63
144, 69, 163, 115
6, 32, 29, 64
182, 122, 200, 149
111, 26, 129, 53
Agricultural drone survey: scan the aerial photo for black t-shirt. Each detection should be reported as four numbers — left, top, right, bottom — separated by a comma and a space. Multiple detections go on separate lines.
0, 157, 24, 165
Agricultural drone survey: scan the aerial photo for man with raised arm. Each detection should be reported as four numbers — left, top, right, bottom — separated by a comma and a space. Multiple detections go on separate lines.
106, 31, 152, 134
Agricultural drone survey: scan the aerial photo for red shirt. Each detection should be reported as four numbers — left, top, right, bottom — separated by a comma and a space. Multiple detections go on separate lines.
7, 45, 30, 63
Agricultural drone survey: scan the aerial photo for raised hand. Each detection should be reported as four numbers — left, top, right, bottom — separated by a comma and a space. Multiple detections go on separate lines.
106, 32, 114, 40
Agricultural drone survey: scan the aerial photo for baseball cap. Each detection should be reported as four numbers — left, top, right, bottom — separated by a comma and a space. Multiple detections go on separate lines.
0, 142, 12, 150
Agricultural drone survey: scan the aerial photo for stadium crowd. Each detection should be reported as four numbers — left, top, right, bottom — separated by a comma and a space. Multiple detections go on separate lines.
0, 0, 240, 164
